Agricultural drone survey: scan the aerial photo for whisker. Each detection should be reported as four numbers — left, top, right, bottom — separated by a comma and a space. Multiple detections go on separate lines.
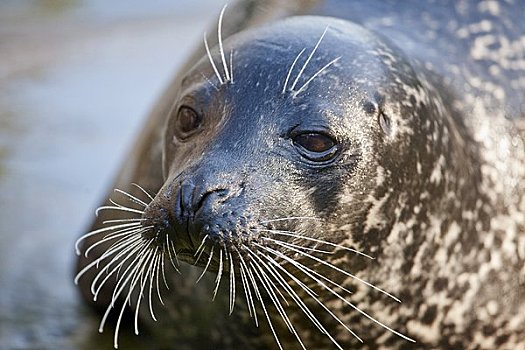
293, 56, 341, 96
112, 247, 153, 349
260, 240, 357, 300
84, 226, 148, 258
153, 251, 165, 306
96, 204, 144, 217
84, 229, 139, 260
99, 233, 144, 262
217, 5, 231, 82
251, 249, 327, 334
262, 236, 334, 254
248, 245, 312, 306
95, 232, 142, 263
260, 247, 354, 348
160, 247, 170, 290
114, 189, 148, 208
108, 199, 126, 209
75, 222, 140, 255
248, 257, 292, 320
245, 263, 284, 350
244, 248, 290, 306
90, 238, 145, 298
102, 218, 144, 225
97, 241, 149, 346
260, 216, 320, 224
147, 248, 160, 322
131, 183, 155, 202
194, 234, 209, 259
165, 234, 180, 273
238, 254, 259, 326
133, 259, 149, 335
75, 235, 140, 286
204, 32, 224, 85
290, 26, 329, 91
212, 248, 224, 300
229, 49, 234, 83
169, 240, 180, 270
282, 48, 306, 94
259, 244, 415, 343
96, 227, 152, 266
111, 243, 153, 304
249, 260, 294, 332
196, 246, 214, 284
271, 240, 400, 302
238, 257, 254, 318
248, 255, 307, 350
258, 228, 375, 260
201, 73, 220, 91
134, 248, 157, 335
77, 183, 158, 349
229, 251, 236, 315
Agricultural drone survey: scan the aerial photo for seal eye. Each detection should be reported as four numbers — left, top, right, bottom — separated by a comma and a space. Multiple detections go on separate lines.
293, 133, 338, 162
175, 106, 202, 139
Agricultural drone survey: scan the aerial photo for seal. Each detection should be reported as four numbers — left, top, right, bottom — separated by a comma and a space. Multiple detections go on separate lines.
75, 1, 525, 349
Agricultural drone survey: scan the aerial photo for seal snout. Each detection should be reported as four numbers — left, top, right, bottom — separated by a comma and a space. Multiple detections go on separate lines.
141, 174, 252, 259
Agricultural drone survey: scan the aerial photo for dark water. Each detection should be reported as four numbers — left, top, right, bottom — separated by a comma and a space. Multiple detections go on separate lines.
0, 1, 222, 349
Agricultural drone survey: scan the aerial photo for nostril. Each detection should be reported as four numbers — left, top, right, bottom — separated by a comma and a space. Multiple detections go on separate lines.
194, 188, 229, 214
177, 179, 229, 218
195, 191, 212, 212
178, 180, 194, 219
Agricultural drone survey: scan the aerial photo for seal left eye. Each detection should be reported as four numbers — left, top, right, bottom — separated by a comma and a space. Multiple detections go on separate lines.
293, 133, 338, 162
175, 106, 202, 139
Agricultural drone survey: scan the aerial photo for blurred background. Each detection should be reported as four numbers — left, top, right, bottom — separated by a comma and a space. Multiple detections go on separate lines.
0, 1, 223, 349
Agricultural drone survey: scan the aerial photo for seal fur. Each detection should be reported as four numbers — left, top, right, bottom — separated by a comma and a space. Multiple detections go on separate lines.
75, 1, 525, 349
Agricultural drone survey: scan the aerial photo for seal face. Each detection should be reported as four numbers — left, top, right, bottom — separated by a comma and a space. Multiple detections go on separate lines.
75, 6, 525, 350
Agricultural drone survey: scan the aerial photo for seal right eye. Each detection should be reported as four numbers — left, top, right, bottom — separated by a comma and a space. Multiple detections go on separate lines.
293, 133, 339, 162
175, 106, 202, 139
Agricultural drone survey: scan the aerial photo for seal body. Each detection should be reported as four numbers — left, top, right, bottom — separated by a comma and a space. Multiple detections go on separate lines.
75, 1, 525, 349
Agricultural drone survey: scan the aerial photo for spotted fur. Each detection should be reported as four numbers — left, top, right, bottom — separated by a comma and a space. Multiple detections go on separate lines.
75, 1, 525, 349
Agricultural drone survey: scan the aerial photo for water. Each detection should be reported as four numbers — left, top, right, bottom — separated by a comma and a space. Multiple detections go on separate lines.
0, 1, 223, 349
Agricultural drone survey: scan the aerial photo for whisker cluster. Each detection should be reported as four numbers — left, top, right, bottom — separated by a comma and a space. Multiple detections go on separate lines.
74, 184, 178, 349
190, 215, 415, 349
75, 184, 414, 349
204, 5, 234, 87
282, 26, 341, 97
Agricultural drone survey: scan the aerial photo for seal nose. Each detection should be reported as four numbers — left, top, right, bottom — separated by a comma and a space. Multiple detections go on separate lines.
178, 178, 229, 221
141, 173, 238, 253
168, 178, 231, 252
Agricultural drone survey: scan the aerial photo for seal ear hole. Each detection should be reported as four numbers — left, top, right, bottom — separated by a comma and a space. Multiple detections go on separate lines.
174, 106, 203, 140
362, 101, 377, 115
378, 111, 392, 135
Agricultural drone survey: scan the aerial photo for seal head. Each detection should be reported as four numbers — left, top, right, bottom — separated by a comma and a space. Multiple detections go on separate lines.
140, 16, 477, 348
